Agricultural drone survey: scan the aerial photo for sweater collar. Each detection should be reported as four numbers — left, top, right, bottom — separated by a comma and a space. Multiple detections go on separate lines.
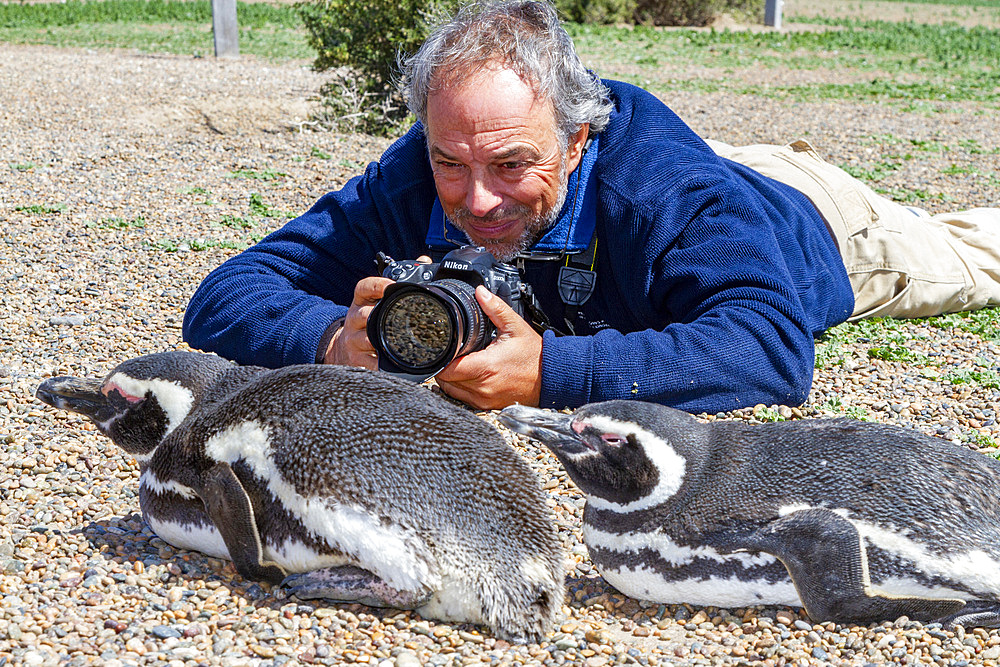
426, 133, 600, 258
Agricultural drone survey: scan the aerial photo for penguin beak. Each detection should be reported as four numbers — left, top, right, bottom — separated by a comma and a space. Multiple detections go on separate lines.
35, 376, 108, 420
499, 405, 594, 454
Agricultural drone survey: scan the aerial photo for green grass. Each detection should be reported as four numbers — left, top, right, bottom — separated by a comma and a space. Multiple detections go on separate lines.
15, 203, 65, 214
3, 2, 998, 105
815, 317, 937, 369
854, 0, 1000, 6
924, 307, 1000, 342
0, 0, 310, 61
569, 18, 1000, 105
226, 167, 287, 181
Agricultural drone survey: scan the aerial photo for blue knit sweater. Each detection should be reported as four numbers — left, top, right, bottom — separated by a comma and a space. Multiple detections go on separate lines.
183, 80, 853, 413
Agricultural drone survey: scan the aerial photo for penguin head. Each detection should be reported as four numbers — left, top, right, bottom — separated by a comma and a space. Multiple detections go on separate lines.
500, 401, 691, 510
36, 351, 235, 460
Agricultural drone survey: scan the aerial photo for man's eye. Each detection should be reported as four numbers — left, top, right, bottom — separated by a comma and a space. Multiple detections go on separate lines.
501, 161, 525, 170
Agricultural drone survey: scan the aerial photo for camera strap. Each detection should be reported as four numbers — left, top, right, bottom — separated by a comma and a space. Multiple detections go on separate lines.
556, 230, 597, 335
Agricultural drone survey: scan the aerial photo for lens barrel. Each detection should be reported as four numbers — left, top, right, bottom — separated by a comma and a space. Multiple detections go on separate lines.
368, 279, 491, 381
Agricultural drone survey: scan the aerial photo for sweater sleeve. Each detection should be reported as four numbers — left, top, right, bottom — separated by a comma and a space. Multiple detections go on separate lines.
539, 172, 835, 414
182, 126, 435, 368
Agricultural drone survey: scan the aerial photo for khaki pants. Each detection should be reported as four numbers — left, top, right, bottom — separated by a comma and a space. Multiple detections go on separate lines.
707, 139, 1000, 320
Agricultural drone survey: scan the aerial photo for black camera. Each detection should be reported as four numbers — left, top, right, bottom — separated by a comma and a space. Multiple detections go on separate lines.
367, 246, 526, 382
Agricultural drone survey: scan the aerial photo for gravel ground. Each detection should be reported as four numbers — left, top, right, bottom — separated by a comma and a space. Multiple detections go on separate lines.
2, 42, 1000, 667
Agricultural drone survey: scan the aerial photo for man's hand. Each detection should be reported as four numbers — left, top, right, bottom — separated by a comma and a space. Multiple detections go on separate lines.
322, 277, 393, 368
434, 285, 543, 410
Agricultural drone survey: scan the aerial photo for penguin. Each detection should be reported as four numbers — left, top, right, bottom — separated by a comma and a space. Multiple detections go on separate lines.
499, 400, 1000, 628
35, 350, 564, 642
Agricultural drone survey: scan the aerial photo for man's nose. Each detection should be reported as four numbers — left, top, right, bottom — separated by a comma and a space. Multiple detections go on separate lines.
465, 171, 503, 217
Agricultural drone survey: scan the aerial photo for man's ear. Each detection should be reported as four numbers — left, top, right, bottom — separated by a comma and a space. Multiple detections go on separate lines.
566, 123, 591, 174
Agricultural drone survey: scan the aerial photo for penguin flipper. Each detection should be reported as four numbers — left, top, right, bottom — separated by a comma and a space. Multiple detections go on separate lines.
747, 508, 965, 625
281, 565, 432, 609
201, 462, 286, 585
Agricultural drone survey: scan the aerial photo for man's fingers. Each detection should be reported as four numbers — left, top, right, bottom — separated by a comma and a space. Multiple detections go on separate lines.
476, 286, 531, 335
355, 276, 393, 305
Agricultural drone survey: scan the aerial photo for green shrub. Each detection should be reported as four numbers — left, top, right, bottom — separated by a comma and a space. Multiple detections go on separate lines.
297, 0, 460, 135
554, 0, 635, 24
634, 0, 763, 26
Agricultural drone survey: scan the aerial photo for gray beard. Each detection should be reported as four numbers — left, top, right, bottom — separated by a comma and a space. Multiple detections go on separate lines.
450, 160, 570, 263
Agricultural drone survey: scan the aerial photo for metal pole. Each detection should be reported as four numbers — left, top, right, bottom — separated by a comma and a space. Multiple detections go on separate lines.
212, 0, 239, 58
764, 0, 783, 29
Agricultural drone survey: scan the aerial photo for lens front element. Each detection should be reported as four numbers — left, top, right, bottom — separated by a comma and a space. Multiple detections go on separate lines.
379, 290, 456, 370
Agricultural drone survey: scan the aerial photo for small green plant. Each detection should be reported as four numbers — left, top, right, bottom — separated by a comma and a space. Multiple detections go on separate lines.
247, 192, 291, 219
218, 214, 255, 230
867, 344, 929, 364
89, 215, 147, 230
9, 162, 38, 171
815, 322, 853, 368
226, 167, 287, 181
820, 395, 872, 421
179, 186, 216, 205
925, 307, 1000, 342
970, 432, 997, 448
15, 203, 65, 214
310, 147, 332, 160
945, 368, 1000, 390
753, 405, 785, 422
147, 238, 250, 253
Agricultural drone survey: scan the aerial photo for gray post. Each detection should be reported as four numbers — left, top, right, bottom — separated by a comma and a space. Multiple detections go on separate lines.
212, 0, 239, 58
764, 0, 783, 29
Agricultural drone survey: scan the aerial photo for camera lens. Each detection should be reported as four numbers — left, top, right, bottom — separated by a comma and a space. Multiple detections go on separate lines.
380, 291, 453, 369
370, 279, 492, 379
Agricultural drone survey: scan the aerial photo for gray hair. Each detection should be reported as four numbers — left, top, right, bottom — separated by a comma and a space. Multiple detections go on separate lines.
400, 1, 613, 146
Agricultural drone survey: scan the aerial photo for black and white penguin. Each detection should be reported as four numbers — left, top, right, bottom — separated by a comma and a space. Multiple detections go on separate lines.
500, 400, 1000, 628
36, 351, 564, 642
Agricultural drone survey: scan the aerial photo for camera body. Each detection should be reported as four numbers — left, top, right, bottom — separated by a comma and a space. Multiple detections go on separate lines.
367, 246, 526, 382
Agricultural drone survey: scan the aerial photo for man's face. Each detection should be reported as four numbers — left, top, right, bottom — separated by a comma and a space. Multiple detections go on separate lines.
425, 66, 588, 261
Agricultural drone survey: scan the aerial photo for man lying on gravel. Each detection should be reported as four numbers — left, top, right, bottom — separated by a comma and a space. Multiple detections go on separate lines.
182, 0, 1000, 414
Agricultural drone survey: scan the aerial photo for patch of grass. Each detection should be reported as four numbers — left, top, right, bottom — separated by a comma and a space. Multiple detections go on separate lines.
179, 186, 215, 205
9, 162, 38, 172
924, 307, 1000, 342
218, 214, 255, 230
146, 237, 249, 252
816, 318, 934, 367
960, 139, 1000, 155
15, 203, 65, 214
88, 215, 147, 230
0, 0, 310, 61
248, 192, 290, 218
569, 19, 1000, 105
820, 395, 872, 421
815, 323, 852, 368
310, 147, 332, 160
856, 0, 1000, 6
753, 405, 785, 422
226, 167, 287, 181
945, 368, 1000, 390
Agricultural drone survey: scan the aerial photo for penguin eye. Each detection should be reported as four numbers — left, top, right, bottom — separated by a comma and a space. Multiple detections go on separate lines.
601, 433, 626, 446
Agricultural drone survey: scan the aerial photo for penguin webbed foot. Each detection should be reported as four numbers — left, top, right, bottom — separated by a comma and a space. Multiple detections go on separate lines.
281, 565, 432, 610
941, 601, 1000, 629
